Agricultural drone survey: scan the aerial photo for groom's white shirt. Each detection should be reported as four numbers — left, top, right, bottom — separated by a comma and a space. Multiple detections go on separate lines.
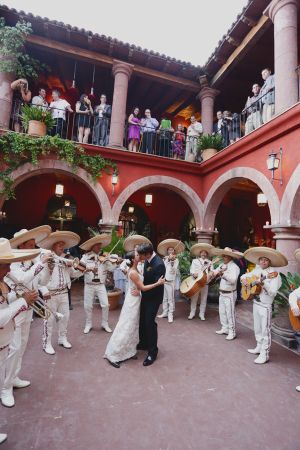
147, 252, 156, 264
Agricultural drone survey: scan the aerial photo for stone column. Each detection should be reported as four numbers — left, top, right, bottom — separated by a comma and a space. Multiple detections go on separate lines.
198, 87, 219, 135
194, 229, 216, 244
265, 0, 298, 113
108, 60, 133, 148
0, 62, 14, 129
98, 221, 115, 234
271, 225, 300, 274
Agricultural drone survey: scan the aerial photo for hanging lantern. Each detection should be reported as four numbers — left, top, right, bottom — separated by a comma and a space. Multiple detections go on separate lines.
89, 65, 96, 100
69, 61, 78, 93
55, 183, 64, 197
257, 192, 267, 207
145, 193, 153, 206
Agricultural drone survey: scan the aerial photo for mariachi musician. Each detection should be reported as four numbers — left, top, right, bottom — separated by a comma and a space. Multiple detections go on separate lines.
188, 243, 214, 321
80, 234, 116, 335
37, 231, 82, 355
288, 248, 300, 391
157, 239, 185, 323
241, 247, 287, 364
212, 247, 242, 340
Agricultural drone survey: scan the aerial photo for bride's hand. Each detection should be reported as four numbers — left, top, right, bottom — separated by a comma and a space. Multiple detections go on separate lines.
131, 288, 140, 297
157, 276, 165, 285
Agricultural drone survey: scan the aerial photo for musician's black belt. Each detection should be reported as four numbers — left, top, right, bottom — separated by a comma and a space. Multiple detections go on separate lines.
219, 289, 236, 294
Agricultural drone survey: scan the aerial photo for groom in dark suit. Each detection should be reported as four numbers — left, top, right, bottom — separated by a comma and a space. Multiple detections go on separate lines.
137, 243, 166, 366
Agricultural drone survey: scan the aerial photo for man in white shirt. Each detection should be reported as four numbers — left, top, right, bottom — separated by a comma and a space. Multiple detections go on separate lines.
31, 87, 48, 111
288, 249, 300, 391
241, 247, 286, 364
50, 89, 73, 137
212, 247, 242, 340
185, 115, 202, 162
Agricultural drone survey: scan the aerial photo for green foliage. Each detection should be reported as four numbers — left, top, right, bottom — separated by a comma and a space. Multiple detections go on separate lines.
0, 18, 49, 80
274, 272, 300, 308
102, 227, 125, 256
0, 132, 118, 199
177, 240, 195, 279
197, 134, 224, 152
20, 104, 55, 132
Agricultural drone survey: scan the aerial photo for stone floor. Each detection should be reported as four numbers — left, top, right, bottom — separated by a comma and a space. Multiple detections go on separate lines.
1, 283, 300, 450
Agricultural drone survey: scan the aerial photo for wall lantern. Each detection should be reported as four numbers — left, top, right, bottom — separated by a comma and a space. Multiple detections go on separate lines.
128, 205, 135, 214
266, 148, 283, 185
55, 183, 64, 197
257, 192, 268, 207
145, 193, 153, 206
111, 172, 118, 196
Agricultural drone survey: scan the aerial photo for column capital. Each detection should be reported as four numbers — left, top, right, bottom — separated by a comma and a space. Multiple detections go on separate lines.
98, 222, 115, 234
194, 228, 217, 244
197, 86, 220, 102
270, 225, 300, 238
264, 0, 298, 22
112, 59, 134, 79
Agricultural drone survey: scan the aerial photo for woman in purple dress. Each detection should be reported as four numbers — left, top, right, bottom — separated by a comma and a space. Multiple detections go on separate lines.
172, 124, 186, 159
128, 107, 141, 152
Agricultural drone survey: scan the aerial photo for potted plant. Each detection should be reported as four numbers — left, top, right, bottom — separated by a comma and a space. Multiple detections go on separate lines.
197, 134, 224, 161
20, 104, 55, 136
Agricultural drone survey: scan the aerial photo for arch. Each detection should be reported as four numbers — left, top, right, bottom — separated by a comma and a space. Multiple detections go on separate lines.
112, 175, 203, 227
203, 167, 280, 228
0, 159, 112, 223
280, 163, 300, 224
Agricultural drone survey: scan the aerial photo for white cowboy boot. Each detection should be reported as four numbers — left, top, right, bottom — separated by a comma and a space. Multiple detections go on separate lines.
1, 388, 15, 408
13, 377, 31, 389
226, 332, 236, 340
215, 328, 228, 335
254, 353, 269, 364
157, 312, 168, 318
83, 323, 92, 334
168, 313, 173, 323
58, 338, 72, 349
247, 345, 261, 354
44, 344, 55, 355
0, 433, 7, 444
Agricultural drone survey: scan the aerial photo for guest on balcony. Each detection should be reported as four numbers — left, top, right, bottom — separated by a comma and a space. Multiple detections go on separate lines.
229, 112, 241, 144
127, 107, 141, 152
172, 124, 185, 160
185, 115, 202, 162
260, 68, 275, 124
93, 94, 111, 146
10, 78, 32, 133
49, 89, 73, 138
243, 83, 262, 135
75, 94, 93, 143
31, 87, 48, 111
140, 109, 159, 154
157, 118, 174, 157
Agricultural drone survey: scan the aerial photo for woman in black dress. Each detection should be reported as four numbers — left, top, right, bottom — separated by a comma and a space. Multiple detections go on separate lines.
75, 94, 93, 143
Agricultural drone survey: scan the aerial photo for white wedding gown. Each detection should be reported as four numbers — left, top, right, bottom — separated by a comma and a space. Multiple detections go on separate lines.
104, 270, 142, 363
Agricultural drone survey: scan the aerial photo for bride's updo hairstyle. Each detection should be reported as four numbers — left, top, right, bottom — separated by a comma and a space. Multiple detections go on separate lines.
125, 251, 135, 267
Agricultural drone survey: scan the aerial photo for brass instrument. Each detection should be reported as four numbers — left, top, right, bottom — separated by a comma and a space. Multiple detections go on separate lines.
6, 273, 64, 322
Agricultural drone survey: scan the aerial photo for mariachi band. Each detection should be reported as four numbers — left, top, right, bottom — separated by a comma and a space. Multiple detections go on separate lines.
0, 225, 299, 444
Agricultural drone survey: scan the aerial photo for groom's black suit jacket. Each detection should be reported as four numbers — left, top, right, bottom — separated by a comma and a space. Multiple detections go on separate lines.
142, 254, 166, 303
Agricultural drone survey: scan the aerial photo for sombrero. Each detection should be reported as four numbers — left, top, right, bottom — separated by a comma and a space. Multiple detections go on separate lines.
80, 234, 111, 252
0, 238, 40, 264
190, 243, 214, 257
123, 234, 151, 252
295, 249, 300, 264
212, 247, 243, 259
157, 239, 185, 256
244, 247, 288, 267
10, 226, 52, 249
38, 231, 80, 250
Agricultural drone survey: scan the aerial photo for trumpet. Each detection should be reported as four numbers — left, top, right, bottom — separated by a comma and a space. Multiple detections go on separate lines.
42, 251, 84, 271
6, 273, 64, 322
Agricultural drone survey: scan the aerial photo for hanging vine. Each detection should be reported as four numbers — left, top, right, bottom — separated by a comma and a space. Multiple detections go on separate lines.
0, 132, 118, 199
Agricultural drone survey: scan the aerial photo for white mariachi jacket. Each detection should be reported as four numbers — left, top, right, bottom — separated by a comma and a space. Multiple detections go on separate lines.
289, 286, 300, 311
80, 252, 116, 285
241, 266, 281, 305
46, 259, 82, 293
217, 260, 240, 291
190, 257, 211, 285
164, 257, 179, 282
0, 288, 27, 349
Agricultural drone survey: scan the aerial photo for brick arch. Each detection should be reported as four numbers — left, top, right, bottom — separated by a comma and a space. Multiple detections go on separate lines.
0, 159, 112, 223
280, 163, 300, 224
112, 175, 203, 227
203, 167, 280, 229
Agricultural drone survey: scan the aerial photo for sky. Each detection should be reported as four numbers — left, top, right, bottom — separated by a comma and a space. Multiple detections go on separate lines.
2, 0, 249, 66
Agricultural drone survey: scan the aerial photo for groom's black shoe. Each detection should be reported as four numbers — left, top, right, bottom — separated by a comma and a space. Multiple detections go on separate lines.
143, 355, 156, 367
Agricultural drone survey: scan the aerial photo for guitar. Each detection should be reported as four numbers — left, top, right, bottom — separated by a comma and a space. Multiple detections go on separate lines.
241, 272, 278, 301
289, 300, 300, 332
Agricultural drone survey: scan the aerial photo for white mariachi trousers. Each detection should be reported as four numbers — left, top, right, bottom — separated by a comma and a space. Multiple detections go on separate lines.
190, 285, 208, 316
84, 284, 109, 327
0, 347, 9, 393
42, 292, 70, 347
218, 291, 237, 335
253, 302, 272, 358
3, 309, 32, 391
162, 282, 175, 314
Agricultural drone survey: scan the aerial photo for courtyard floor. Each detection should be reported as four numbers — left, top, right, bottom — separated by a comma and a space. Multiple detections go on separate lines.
1, 283, 300, 450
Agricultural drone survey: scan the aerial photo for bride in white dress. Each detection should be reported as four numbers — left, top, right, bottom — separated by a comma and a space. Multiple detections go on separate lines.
104, 250, 164, 368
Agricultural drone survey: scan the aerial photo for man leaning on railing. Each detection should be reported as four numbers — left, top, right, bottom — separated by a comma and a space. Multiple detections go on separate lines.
140, 109, 159, 155
185, 115, 202, 162
49, 89, 73, 138
260, 68, 275, 124
242, 83, 263, 135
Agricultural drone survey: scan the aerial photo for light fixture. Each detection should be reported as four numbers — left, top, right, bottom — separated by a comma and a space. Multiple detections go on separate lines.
128, 205, 135, 214
64, 200, 70, 207
266, 148, 283, 185
0, 211, 7, 222
55, 183, 64, 197
257, 192, 268, 207
111, 172, 118, 196
70, 60, 77, 91
145, 193, 153, 206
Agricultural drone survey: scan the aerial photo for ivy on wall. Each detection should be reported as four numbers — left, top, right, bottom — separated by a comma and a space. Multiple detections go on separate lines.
0, 132, 118, 199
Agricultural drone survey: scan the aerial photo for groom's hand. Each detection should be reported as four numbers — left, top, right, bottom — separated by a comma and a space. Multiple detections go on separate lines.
131, 288, 140, 297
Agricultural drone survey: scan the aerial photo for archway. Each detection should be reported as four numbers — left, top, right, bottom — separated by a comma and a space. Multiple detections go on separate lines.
280, 163, 300, 224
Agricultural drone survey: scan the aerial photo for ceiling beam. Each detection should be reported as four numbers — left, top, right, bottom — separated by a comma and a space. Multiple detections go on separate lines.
26, 34, 200, 92
170, 94, 196, 116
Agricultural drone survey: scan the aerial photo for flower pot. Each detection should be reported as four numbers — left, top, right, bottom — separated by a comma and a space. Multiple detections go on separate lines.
201, 148, 218, 161
108, 288, 122, 310
28, 120, 47, 137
